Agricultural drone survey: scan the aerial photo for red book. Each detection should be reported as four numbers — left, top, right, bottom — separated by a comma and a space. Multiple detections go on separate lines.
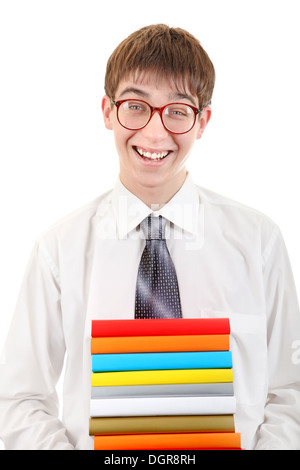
91, 318, 230, 338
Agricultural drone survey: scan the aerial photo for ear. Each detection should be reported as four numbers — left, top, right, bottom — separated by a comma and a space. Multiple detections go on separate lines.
101, 95, 113, 130
196, 106, 212, 140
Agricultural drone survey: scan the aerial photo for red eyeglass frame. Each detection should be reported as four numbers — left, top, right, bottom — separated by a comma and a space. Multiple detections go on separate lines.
110, 97, 204, 135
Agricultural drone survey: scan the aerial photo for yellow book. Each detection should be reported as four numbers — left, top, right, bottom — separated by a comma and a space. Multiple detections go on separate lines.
91, 368, 233, 387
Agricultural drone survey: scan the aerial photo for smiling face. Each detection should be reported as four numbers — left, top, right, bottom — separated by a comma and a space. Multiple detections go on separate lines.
102, 73, 211, 207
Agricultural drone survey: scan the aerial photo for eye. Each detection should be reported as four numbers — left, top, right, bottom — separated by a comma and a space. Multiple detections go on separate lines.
171, 109, 185, 116
129, 104, 143, 111
165, 104, 192, 119
124, 101, 148, 112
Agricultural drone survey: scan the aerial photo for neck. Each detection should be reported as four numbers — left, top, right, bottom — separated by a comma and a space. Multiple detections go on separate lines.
120, 171, 188, 208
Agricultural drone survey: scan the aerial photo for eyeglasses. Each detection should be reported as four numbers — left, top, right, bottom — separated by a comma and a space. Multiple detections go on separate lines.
111, 97, 205, 135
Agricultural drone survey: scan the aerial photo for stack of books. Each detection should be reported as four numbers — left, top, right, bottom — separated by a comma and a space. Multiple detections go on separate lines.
89, 318, 241, 450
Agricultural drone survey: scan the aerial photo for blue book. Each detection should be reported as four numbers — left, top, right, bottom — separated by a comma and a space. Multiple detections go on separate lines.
91, 351, 232, 373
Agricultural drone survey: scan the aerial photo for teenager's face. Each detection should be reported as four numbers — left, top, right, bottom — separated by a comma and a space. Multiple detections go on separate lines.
102, 74, 211, 203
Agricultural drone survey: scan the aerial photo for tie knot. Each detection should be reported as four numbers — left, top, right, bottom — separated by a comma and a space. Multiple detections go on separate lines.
140, 215, 166, 240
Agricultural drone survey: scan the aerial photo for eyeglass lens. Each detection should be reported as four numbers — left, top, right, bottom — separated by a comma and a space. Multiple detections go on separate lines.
118, 100, 196, 134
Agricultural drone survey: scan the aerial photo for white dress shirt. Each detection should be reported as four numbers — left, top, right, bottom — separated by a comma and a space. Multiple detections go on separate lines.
0, 173, 299, 450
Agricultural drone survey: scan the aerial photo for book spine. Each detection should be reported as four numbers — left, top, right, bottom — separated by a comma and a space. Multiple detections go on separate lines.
92, 351, 232, 372
91, 334, 230, 354
90, 382, 234, 398
90, 396, 236, 417
89, 414, 236, 435
91, 368, 233, 387
94, 432, 241, 450
91, 318, 230, 338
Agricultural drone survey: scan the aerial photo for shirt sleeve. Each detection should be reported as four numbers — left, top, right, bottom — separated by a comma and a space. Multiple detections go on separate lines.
0, 241, 74, 450
253, 226, 300, 449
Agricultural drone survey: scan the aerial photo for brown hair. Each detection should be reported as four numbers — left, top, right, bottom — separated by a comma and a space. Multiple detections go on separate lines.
104, 24, 215, 109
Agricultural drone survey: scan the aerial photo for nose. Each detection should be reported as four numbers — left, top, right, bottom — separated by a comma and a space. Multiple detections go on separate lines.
140, 109, 170, 141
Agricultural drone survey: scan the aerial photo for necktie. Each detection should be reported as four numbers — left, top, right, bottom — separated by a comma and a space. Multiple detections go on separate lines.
135, 215, 182, 319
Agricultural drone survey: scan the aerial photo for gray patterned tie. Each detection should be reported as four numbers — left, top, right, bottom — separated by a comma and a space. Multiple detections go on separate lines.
135, 215, 182, 319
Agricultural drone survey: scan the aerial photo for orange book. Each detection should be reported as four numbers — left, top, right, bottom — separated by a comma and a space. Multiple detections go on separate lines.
91, 334, 229, 354
94, 432, 241, 450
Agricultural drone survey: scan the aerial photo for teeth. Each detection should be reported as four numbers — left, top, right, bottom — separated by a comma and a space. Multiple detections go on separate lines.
136, 147, 169, 161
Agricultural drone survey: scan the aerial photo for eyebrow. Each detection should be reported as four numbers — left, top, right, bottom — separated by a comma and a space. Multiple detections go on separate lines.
168, 92, 198, 108
117, 87, 198, 108
118, 87, 150, 99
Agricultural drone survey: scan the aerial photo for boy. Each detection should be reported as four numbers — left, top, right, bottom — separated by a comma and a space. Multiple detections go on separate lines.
0, 24, 299, 450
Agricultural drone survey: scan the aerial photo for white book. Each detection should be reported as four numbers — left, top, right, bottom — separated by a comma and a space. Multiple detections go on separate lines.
90, 395, 236, 417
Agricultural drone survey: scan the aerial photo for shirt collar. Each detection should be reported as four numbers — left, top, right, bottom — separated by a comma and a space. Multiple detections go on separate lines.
112, 173, 200, 240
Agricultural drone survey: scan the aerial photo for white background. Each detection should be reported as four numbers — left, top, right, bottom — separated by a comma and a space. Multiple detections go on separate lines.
0, 0, 299, 449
